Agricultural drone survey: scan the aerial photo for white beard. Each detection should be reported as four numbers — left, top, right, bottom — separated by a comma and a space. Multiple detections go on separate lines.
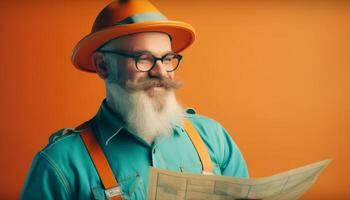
107, 82, 184, 143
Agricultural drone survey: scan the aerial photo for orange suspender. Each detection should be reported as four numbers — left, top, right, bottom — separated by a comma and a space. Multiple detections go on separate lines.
80, 127, 123, 200
183, 119, 213, 175
79, 118, 213, 199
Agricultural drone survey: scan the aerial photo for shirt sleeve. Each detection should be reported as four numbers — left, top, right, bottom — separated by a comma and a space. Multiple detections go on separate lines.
217, 125, 249, 178
20, 152, 72, 200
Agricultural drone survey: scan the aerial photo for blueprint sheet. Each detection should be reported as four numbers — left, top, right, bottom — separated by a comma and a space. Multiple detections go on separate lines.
148, 159, 331, 200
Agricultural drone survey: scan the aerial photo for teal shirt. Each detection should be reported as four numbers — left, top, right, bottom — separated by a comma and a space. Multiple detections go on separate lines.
21, 100, 248, 200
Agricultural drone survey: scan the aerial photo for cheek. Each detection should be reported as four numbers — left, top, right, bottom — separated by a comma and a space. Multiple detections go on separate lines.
168, 72, 175, 79
120, 60, 140, 81
124, 65, 147, 83
131, 72, 147, 83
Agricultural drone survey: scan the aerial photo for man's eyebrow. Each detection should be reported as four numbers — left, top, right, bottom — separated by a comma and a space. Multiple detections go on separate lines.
131, 50, 175, 55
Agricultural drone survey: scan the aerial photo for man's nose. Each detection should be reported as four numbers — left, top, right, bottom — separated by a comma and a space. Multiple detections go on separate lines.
148, 60, 168, 78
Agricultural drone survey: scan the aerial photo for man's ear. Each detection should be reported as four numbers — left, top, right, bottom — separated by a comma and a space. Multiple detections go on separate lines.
91, 52, 109, 80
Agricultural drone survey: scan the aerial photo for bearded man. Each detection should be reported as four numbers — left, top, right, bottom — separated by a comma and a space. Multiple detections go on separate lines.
21, 1, 248, 199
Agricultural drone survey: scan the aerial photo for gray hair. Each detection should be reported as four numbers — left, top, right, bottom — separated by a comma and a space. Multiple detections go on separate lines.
100, 51, 121, 84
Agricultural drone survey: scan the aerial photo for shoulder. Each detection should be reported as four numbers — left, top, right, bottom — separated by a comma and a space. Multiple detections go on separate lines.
184, 108, 248, 177
184, 107, 232, 151
37, 126, 92, 174
35, 127, 94, 185
185, 107, 225, 135
21, 128, 82, 199
42, 128, 84, 157
22, 126, 95, 199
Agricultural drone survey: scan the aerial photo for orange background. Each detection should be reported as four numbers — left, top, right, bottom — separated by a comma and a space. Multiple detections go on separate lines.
1, 0, 349, 199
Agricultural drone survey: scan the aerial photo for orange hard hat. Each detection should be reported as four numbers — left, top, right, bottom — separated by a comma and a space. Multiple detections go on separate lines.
71, 0, 196, 73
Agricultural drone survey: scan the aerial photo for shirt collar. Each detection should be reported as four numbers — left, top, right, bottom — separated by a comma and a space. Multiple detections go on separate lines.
92, 99, 126, 146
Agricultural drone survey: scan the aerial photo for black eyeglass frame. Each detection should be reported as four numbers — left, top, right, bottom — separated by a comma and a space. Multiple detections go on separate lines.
98, 50, 183, 72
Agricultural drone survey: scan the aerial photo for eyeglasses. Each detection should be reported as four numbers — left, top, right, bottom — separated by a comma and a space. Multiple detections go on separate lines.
99, 50, 183, 72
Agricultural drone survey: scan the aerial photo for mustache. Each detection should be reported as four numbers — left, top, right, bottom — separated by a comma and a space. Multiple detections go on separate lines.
124, 77, 183, 92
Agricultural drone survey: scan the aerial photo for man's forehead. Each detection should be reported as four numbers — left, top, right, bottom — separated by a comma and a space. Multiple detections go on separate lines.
100, 32, 172, 53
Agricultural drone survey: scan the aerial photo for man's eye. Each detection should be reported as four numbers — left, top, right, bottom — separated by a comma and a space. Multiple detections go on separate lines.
138, 54, 152, 60
139, 58, 149, 61
164, 55, 175, 61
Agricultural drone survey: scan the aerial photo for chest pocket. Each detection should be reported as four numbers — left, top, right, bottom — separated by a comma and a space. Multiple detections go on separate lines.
91, 172, 146, 200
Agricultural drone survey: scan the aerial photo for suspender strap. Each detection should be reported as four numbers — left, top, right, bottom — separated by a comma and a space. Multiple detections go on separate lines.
80, 127, 123, 200
184, 119, 213, 175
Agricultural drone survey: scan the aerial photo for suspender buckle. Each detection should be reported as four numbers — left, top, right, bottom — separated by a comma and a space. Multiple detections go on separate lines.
105, 186, 123, 199
202, 171, 213, 175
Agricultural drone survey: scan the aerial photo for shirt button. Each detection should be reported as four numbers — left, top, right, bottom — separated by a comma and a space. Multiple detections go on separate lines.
152, 148, 156, 154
